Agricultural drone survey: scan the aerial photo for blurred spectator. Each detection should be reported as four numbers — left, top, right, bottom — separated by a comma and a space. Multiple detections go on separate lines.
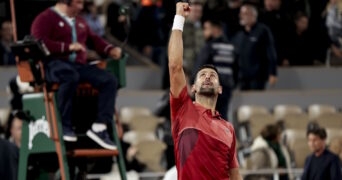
129, 0, 167, 89
234, 4, 277, 90
106, 0, 129, 43
247, 123, 292, 180
224, 0, 244, 40
202, 0, 228, 23
325, 0, 342, 62
129, 0, 164, 64
302, 125, 342, 180
193, 19, 238, 120
286, 12, 316, 66
82, 1, 105, 37
183, 1, 205, 74
259, 0, 292, 66
160, 0, 176, 43
307, 0, 331, 63
0, 20, 15, 65
6, 113, 23, 148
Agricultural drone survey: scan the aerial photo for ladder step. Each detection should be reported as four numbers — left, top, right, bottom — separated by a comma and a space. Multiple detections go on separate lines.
68, 149, 119, 157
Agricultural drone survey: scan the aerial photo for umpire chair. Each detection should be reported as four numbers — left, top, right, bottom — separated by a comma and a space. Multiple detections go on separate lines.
11, 37, 127, 180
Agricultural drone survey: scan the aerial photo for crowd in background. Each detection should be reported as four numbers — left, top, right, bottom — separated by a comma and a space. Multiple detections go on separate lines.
1, 0, 341, 66
1, 0, 342, 90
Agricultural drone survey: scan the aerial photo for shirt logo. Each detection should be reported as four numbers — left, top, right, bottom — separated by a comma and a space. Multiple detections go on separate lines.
225, 128, 230, 135
59, 21, 64, 27
78, 23, 85, 28
28, 116, 50, 150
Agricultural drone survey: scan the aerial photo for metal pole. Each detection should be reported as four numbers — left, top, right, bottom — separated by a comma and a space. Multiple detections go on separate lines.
9, 0, 18, 42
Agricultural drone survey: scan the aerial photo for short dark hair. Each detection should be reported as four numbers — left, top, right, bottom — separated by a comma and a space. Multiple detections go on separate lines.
204, 19, 224, 29
193, 64, 221, 85
196, 64, 218, 75
307, 123, 327, 140
261, 124, 281, 141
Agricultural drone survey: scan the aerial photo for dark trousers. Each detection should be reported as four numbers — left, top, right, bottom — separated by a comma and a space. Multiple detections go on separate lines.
239, 78, 266, 91
216, 85, 232, 120
46, 60, 118, 128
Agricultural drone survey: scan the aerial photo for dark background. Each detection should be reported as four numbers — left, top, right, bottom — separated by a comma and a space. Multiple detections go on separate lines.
1, 0, 56, 40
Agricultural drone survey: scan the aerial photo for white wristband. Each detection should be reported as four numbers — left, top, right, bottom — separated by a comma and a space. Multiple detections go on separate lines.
172, 15, 185, 31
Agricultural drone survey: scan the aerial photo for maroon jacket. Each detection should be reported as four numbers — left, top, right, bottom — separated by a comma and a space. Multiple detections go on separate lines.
31, 8, 113, 64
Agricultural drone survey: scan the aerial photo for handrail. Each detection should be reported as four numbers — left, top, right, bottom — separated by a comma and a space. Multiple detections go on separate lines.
104, 30, 160, 69
240, 168, 304, 175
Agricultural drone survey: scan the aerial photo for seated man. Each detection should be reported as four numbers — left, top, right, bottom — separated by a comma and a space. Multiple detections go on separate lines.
30, 0, 122, 150
302, 124, 342, 180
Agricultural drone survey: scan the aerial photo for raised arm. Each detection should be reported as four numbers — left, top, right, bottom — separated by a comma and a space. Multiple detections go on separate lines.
168, 2, 190, 98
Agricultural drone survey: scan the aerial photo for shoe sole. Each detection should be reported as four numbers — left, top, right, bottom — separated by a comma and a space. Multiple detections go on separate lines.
63, 135, 77, 142
86, 130, 117, 150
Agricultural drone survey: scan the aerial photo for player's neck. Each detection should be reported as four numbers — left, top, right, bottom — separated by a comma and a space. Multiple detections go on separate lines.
195, 95, 217, 114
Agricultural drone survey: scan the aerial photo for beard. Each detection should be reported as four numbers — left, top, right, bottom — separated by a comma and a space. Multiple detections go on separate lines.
198, 87, 215, 96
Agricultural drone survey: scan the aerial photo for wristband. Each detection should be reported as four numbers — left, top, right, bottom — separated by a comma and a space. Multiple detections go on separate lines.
172, 15, 185, 31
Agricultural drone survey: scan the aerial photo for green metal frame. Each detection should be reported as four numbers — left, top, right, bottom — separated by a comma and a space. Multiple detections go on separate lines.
18, 55, 128, 180
106, 55, 128, 180
18, 93, 70, 180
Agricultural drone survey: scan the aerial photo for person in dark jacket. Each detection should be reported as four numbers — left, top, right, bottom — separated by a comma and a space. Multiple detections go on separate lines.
301, 125, 342, 180
234, 3, 277, 90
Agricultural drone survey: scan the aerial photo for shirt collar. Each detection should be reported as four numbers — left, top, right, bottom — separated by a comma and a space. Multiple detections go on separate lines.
193, 102, 222, 119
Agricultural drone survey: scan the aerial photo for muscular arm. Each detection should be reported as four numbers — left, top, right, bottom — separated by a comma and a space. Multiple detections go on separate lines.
168, 3, 189, 98
229, 168, 243, 180
168, 30, 186, 98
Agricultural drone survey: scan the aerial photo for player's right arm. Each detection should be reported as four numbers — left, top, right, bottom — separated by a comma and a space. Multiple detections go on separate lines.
168, 2, 190, 98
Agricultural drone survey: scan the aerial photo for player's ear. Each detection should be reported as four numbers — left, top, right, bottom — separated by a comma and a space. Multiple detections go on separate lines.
191, 84, 196, 94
